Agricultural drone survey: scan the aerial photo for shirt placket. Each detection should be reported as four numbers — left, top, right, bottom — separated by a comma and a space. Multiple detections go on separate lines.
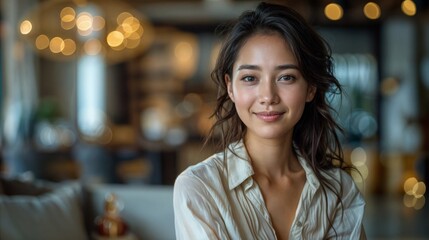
289, 181, 318, 239
244, 178, 278, 240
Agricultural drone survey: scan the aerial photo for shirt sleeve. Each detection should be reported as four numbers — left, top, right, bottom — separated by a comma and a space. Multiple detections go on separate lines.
173, 173, 230, 240
326, 171, 366, 240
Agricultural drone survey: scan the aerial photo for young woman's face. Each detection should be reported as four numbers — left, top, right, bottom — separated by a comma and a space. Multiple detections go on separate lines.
226, 33, 315, 141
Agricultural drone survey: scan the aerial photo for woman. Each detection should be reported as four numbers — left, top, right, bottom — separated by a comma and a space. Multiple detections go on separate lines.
174, 2, 366, 239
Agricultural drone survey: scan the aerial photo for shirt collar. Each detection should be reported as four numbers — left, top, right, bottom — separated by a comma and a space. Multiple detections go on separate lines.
227, 140, 254, 190
226, 140, 320, 191
296, 152, 320, 191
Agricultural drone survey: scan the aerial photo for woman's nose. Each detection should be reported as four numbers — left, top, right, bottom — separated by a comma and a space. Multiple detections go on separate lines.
258, 80, 279, 105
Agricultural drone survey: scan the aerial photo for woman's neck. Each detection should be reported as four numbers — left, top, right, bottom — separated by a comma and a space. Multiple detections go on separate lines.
244, 133, 301, 180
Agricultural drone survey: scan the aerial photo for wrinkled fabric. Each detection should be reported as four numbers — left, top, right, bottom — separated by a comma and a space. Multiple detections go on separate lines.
174, 140, 366, 240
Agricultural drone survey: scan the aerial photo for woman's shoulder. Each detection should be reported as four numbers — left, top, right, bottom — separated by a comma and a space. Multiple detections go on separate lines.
322, 167, 364, 201
175, 151, 227, 186
174, 151, 230, 204
322, 167, 356, 188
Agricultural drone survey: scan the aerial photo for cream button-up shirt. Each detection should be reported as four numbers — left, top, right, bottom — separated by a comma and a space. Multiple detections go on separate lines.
174, 141, 366, 239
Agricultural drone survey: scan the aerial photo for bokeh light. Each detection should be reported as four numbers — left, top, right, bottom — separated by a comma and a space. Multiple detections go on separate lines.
364, 2, 381, 20
351, 147, 367, 167
19, 1, 154, 63
350, 147, 369, 183
76, 12, 93, 32
62, 39, 76, 56
92, 16, 105, 31
20, 20, 33, 35
404, 177, 418, 195
49, 37, 65, 53
35, 35, 50, 50
324, 3, 343, 21
175, 42, 193, 62
403, 177, 427, 210
107, 31, 124, 47
60, 6, 76, 30
402, 0, 417, 16
84, 38, 102, 55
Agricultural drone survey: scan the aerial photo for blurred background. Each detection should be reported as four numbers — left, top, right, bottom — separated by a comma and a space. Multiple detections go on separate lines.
0, 0, 428, 239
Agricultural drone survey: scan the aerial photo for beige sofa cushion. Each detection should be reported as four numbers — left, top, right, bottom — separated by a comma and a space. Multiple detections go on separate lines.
0, 179, 87, 240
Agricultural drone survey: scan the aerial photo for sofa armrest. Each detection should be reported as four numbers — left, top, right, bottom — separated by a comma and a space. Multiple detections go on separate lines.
0, 178, 87, 240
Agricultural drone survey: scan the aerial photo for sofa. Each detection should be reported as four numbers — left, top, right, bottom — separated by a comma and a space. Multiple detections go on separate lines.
0, 177, 175, 240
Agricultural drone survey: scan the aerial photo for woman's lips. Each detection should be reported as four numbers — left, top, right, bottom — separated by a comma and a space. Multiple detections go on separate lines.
254, 111, 284, 122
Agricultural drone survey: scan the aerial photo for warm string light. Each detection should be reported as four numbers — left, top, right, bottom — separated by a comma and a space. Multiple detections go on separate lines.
363, 2, 381, 20
323, 1, 417, 21
402, 0, 417, 16
324, 3, 343, 21
19, 0, 154, 63
20, 20, 33, 34
45, 9, 142, 54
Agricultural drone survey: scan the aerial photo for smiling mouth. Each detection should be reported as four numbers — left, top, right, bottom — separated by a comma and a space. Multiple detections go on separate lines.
254, 111, 284, 122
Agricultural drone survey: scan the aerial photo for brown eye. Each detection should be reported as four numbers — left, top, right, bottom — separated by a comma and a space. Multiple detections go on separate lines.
279, 75, 295, 81
241, 76, 256, 82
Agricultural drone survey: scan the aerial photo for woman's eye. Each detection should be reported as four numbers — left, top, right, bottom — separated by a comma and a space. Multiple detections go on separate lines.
279, 75, 295, 81
241, 76, 256, 82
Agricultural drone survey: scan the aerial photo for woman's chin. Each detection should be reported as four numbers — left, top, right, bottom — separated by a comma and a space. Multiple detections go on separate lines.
247, 128, 291, 141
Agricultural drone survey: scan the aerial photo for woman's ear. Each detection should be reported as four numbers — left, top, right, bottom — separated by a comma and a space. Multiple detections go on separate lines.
225, 74, 235, 102
306, 85, 316, 102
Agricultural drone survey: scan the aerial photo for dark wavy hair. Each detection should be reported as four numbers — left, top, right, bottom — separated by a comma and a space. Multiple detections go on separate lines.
206, 2, 354, 236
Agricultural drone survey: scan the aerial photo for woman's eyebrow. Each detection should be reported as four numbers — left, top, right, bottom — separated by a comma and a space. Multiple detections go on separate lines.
237, 64, 260, 71
237, 64, 299, 71
275, 64, 299, 70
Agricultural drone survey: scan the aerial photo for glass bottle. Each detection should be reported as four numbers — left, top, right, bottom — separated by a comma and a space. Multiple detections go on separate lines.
95, 193, 128, 237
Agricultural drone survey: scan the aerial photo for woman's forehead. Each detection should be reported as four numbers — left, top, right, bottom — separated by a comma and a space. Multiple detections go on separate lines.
233, 33, 298, 68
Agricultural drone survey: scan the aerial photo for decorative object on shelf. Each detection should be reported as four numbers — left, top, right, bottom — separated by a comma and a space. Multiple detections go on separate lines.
19, 0, 154, 64
94, 193, 128, 237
